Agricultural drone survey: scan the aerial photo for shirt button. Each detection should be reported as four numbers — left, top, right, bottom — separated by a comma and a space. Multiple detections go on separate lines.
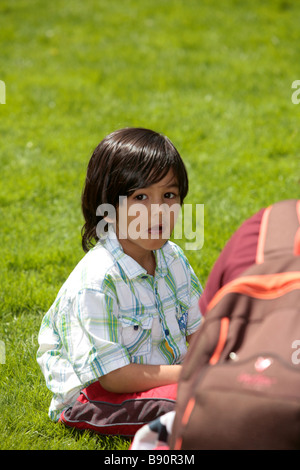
134, 325, 139, 330
165, 329, 170, 336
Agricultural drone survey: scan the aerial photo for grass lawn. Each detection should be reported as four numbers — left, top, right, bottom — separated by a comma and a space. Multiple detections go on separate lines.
1, 0, 300, 450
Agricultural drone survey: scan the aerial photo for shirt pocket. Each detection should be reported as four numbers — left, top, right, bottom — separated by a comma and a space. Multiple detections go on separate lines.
119, 314, 153, 357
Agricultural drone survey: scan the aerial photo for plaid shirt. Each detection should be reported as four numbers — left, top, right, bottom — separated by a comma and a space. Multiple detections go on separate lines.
37, 230, 202, 421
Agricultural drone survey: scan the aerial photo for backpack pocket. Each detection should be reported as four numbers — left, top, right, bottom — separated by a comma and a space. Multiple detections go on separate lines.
176, 353, 300, 450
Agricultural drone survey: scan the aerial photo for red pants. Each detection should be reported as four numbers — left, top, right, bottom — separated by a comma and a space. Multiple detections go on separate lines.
59, 380, 177, 436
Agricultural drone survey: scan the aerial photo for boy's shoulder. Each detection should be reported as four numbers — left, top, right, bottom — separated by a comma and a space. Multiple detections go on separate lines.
165, 241, 202, 294
65, 241, 118, 293
163, 240, 189, 265
167, 240, 185, 254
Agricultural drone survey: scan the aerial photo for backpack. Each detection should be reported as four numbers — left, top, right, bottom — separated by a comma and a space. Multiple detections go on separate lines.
169, 199, 300, 450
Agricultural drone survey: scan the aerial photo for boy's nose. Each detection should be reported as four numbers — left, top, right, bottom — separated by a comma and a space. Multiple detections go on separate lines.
150, 202, 168, 218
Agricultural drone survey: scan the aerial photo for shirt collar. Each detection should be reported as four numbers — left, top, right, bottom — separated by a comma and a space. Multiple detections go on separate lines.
98, 227, 178, 280
154, 241, 178, 277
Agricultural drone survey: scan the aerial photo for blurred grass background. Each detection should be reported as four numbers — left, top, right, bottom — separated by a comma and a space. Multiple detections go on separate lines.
0, 0, 300, 449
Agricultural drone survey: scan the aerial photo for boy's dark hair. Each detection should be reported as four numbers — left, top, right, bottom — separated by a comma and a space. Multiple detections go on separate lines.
81, 127, 188, 252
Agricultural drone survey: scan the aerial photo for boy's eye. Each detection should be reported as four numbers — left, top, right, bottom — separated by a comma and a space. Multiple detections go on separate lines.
134, 194, 147, 201
164, 192, 176, 199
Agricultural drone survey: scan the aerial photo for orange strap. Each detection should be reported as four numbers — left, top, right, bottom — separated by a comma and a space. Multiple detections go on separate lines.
209, 317, 230, 365
207, 271, 300, 312
256, 205, 272, 264
173, 397, 196, 450
294, 200, 300, 256
257, 200, 300, 262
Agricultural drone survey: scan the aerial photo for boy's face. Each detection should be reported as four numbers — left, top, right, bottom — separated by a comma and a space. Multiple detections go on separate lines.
116, 169, 181, 253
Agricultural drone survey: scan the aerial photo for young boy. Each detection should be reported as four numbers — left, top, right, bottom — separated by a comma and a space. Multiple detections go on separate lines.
37, 127, 202, 432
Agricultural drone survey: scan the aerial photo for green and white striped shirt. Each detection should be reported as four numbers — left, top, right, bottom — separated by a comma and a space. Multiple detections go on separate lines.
37, 231, 202, 421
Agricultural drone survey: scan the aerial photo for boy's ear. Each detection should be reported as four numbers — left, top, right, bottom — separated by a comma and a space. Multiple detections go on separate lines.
96, 203, 117, 224
103, 215, 115, 224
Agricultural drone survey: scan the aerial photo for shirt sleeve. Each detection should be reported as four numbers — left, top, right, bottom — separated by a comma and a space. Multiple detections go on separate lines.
186, 266, 203, 335
70, 288, 131, 384
37, 288, 131, 421
170, 243, 203, 336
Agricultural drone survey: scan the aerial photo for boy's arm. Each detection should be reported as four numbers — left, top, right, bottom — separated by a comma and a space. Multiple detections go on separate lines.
186, 332, 196, 345
98, 363, 181, 393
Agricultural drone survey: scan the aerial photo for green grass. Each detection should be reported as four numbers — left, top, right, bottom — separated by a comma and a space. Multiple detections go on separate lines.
1, 0, 300, 450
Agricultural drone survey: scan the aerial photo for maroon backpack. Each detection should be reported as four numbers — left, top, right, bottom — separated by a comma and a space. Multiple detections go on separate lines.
169, 199, 300, 450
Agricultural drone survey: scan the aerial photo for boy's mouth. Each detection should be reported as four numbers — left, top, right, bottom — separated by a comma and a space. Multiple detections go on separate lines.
148, 224, 163, 237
